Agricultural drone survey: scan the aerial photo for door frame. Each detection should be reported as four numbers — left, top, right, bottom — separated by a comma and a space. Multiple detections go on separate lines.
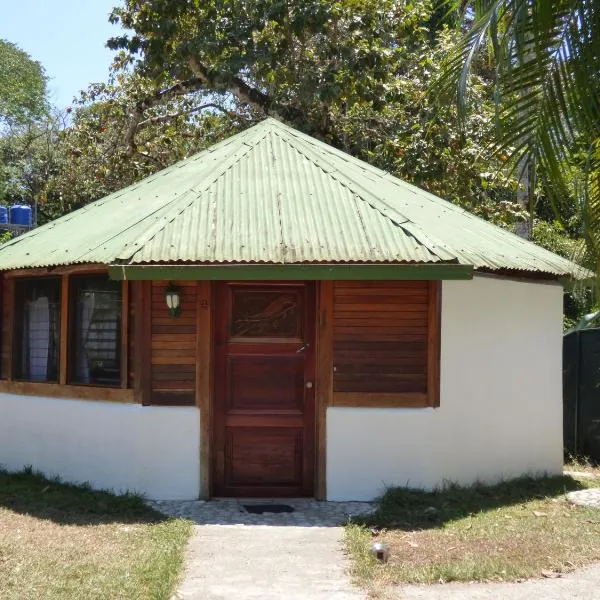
197, 279, 330, 500
206, 280, 317, 497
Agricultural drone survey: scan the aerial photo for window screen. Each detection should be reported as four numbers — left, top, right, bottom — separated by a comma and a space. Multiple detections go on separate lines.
14, 278, 61, 382
69, 276, 122, 386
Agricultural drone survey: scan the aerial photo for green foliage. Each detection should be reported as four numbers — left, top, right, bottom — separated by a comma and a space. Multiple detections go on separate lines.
39, 72, 242, 219
531, 220, 580, 260
102, 1, 518, 213
0, 114, 64, 209
109, 0, 433, 126
437, 0, 600, 277
0, 40, 48, 128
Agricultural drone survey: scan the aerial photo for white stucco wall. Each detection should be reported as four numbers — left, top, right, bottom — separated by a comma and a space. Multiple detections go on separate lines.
327, 274, 564, 501
0, 393, 200, 500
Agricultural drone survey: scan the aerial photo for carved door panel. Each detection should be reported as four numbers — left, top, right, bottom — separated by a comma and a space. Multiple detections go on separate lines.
213, 282, 315, 497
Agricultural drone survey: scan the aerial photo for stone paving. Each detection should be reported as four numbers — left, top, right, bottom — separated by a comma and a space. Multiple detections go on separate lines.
146, 497, 375, 526
566, 487, 600, 508
147, 499, 375, 600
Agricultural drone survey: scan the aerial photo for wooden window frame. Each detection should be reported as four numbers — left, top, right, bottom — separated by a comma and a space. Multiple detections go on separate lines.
67, 273, 124, 388
330, 280, 441, 408
0, 268, 132, 402
12, 276, 62, 383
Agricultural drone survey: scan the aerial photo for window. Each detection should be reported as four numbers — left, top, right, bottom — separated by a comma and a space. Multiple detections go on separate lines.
69, 275, 122, 386
332, 280, 440, 407
14, 278, 61, 382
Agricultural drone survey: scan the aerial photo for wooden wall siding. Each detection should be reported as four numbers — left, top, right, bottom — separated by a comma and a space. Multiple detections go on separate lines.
332, 281, 431, 399
1, 276, 13, 380
150, 281, 197, 406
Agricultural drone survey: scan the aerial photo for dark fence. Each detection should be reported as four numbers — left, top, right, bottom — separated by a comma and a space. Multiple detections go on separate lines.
564, 328, 600, 459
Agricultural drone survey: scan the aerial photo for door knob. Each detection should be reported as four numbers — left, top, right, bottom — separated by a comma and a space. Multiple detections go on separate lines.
306, 381, 313, 389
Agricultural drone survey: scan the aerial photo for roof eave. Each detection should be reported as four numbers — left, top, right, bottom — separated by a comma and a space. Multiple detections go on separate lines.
107, 262, 474, 281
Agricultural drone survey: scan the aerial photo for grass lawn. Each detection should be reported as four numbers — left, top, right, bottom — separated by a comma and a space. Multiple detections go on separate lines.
346, 470, 600, 595
0, 469, 192, 600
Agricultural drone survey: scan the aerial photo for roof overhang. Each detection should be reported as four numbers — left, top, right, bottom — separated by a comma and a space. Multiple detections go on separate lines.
107, 263, 474, 281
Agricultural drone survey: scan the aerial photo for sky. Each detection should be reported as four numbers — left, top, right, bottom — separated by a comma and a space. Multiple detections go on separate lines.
1, 1, 124, 110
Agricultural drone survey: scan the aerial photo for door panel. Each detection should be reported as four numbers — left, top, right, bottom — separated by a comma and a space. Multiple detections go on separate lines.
226, 355, 305, 412
213, 282, 315, 497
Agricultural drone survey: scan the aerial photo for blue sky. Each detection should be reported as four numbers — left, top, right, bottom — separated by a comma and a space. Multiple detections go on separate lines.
1, 1, 124, 109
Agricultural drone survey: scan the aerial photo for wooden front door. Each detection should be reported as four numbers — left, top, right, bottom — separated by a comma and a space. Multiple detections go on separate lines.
213, 282, 315, 497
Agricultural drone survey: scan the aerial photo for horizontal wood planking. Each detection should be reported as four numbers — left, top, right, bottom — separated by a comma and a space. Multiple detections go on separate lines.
150, 390, 196, 406
333, 281, 429, 399
0, 380, 135, 403
150, 281, 197, 405
332, 391, 429, 407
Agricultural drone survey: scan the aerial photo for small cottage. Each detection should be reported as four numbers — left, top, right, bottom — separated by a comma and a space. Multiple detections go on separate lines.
0, 119, 585, 500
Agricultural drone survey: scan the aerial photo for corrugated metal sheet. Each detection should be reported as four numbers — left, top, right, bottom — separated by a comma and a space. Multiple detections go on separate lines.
0, 118, 587, 278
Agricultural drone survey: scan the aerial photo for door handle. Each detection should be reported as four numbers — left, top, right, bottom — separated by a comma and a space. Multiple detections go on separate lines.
296, 342, 310, 353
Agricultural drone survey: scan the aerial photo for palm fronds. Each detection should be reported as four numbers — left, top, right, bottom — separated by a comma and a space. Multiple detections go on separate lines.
436, 0, 600, 279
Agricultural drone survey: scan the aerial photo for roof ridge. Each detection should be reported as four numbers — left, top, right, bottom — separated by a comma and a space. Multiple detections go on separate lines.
271, 128, 457, 263
117, 126, 271, 263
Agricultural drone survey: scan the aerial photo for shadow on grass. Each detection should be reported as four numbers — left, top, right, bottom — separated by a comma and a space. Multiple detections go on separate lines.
0, 468, 167, 526
355, 475, 587, 531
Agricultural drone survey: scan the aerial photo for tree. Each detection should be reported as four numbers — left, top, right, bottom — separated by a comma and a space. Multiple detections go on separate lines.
0, 40, 51, 215
39, 71, 241, 219
103, 0, 519, 218
0, 40, 48, 128
0, 112, 65, 213
438, 0, 600, 279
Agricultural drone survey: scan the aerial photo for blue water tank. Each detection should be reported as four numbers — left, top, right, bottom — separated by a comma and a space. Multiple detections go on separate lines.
0, 206, 7, 225
21, 205, 32, 225
9, 205, 20, 224
9, 204, 32, 225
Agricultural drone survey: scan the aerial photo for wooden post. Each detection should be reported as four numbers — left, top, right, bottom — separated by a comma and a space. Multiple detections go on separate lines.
315, 280, 334, 500
59, 275, 69, 385
427, 280, 441, 408
197, 280, 212, 499
120, 281, 129, 389
133, 281, 152, 405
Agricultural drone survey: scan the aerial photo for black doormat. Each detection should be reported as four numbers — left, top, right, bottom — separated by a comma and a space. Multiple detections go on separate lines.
243, 503, 295, 514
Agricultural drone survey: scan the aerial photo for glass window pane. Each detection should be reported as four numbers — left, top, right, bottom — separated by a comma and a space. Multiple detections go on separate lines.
14, 278, 61, 382
70, 276, 121, 386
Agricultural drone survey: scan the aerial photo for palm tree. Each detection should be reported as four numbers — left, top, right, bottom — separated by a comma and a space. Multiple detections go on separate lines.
438, 0, 600, 279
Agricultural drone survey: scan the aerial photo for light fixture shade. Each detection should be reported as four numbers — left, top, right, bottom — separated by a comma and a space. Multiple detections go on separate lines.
164, 284, 181, 317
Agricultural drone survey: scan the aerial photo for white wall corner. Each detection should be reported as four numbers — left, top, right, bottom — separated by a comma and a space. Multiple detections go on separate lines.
0, 393, 201, 500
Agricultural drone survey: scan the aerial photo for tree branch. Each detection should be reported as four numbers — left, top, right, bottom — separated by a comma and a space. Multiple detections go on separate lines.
188, 57, 273, 115
123, 76, 206, 153
136, 103, 234, 129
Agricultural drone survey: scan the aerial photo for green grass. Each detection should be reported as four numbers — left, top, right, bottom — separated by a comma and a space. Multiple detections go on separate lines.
345, 474, 600, 595
0, 468, 193, 600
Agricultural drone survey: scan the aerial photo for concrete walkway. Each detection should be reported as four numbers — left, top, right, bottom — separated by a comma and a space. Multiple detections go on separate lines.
149, 498, 600, 600
147, 499, 373, 600
174, 524, 362, 600
397, 562, 600, 600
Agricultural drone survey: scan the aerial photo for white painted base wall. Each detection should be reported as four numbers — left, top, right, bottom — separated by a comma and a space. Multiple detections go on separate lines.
0, 394, 200, 500
327, 275, 564, 501
0, 275, 564, 502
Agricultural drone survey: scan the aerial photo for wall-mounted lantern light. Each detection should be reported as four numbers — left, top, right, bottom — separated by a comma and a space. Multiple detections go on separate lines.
165, 284, 181, 318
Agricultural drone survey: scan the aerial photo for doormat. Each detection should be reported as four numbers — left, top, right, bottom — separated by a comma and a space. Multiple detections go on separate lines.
243, 504, 295, 514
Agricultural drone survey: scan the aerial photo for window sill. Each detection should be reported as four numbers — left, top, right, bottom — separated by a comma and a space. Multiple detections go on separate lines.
0, 380, 135, 403
331, 392, 435, 408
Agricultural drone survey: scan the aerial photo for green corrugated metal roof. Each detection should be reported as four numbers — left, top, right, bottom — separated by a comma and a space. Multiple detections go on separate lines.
0, 118, 587, 278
